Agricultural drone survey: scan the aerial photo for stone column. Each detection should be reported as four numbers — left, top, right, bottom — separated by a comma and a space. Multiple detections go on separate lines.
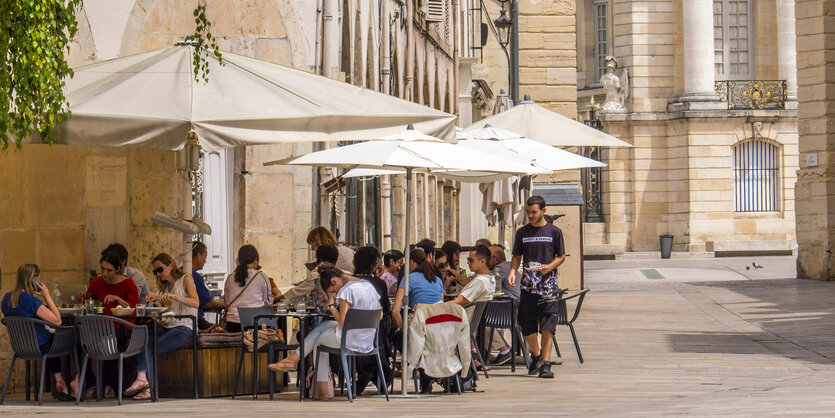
778, 0, 798, 101
682, 0, 716, 100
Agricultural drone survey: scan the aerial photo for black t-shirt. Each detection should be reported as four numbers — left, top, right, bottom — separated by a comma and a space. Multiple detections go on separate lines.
358, 274, 391, 314
512, 222, 566, 295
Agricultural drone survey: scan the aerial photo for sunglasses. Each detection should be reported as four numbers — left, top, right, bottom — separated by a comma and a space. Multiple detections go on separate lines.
467, 257, 483, 263
152, 266, 166, 275
437, 262, 449, 268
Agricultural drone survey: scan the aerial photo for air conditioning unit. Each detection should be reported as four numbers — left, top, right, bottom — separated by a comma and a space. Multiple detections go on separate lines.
423, 0, 445, 22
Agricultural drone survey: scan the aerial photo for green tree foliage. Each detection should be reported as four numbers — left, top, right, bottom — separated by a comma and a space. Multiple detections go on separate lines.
0, 0, 222, 151
0, 0, 82, 151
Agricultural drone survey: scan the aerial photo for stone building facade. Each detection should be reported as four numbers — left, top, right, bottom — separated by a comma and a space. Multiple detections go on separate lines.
0, 0, 481, 393
575, 0, 799, 255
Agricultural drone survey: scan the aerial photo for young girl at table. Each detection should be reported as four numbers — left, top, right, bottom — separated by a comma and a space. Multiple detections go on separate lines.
72, 251, 140, 399
1, 264, 74, 401
223, 245, 273, 332
124, 253, 199, 400
267, 264, 381, 400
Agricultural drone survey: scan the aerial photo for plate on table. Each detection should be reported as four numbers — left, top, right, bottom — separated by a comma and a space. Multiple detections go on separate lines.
144, 306, 168, 316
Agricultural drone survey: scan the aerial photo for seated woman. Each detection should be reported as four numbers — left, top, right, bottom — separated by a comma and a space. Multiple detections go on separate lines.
380, 250, 403, 296
124, 253, 199, 400
267, 264, 381, 400
391, 248, 444, 330
1, 264, 74, 401
223, 245, 273, 332
279, 244, 339, 303
74, 251, 140, 398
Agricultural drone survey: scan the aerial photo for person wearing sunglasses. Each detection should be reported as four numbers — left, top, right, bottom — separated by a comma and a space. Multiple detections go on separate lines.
381, 249, 403, 296
124, 253, 199, 400
446, 245, 495, 308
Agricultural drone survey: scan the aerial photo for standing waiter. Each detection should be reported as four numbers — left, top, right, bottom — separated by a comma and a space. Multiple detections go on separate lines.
507, 195, 565, 379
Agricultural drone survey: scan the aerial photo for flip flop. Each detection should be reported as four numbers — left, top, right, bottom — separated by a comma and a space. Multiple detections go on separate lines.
124, 381, 149, 397
133, 388, 152, 400
267, 362, 297, 373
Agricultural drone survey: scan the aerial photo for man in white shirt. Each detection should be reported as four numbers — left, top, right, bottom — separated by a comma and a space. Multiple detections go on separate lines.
447, 245, 495, 308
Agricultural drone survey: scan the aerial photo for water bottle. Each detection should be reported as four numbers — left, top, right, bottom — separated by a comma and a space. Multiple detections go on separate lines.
53, 283, 63, 307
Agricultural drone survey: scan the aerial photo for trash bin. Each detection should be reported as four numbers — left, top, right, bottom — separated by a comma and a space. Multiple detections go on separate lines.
659, 234, 674, 259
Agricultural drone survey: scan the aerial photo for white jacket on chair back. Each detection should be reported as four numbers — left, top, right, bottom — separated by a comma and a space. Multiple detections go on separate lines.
407, 303, 471, 378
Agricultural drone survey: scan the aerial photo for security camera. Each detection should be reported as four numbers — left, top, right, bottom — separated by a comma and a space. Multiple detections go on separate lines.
151, 213, 212, 235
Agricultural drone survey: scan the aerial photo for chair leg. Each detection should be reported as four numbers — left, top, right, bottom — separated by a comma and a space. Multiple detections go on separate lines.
473, 343, 489, 379
469, 352, 479, 381
568, 324, 583, 364
312, 348, 320, 401
412, 368, 418, 393
455, 374, 462, 395
268, 347, 275, 400
487, 327, 496, 366
341, 355, 353, 403
516, 325, 531, 369
117, 355, 124, 406
0, 356, 16, 405
36, 357, 47, 406
374, 354, 389, 401
95, 360, 102, 402
143, 350, 154, 402
75, 356, 88, 405
551, 333, 562, 359
232, 349, 245, 399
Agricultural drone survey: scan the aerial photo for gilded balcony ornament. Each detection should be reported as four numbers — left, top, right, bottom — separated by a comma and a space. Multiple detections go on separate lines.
715, 80, 787, 110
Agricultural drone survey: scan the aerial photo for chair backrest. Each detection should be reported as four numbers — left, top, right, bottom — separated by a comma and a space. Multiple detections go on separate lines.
237, 306, 276, 330
482, 299, 513, 328
76, 315, 147, 360
339, 308, 382, 349
1, 317, 48, 359
466, 301, 489, 330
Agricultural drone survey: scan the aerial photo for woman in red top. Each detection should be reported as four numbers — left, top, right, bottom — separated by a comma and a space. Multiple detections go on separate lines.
73, 251, 140, 399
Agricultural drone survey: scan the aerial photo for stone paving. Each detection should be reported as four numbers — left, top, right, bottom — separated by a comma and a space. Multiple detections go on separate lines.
3, 255, 835, 416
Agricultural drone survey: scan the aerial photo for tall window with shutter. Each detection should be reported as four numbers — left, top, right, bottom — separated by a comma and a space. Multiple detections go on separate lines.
733, 139, 779, 212
714, 0, 753, 80
593, 0, 609, 81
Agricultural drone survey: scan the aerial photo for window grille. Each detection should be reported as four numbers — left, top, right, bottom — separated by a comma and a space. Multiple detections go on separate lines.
594, 0, 608, 81
733, 139, 779, 212
714, 0, 753, 80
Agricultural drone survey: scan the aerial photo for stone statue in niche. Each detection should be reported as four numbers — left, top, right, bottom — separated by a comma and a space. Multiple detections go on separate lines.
600, 55, 629, 112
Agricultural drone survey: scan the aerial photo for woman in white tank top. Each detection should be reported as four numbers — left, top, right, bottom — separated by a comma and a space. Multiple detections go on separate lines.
124, 252, 200, 400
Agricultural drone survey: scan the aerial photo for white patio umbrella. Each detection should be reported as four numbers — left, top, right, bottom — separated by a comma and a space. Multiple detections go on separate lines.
465, 95, 632, 148
28, 43, 458, 274
264, 125, 538, 395
35, 44, 456, 151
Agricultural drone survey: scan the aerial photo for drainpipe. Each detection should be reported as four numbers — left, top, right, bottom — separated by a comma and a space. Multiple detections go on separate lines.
452, 0, 459, 115
381, 0, 393, 250
405, 0, 414, 101
312, 0, 325, 227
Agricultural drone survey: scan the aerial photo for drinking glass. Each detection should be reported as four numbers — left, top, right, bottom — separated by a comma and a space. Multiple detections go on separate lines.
136, 304, 146, 316
296, 301, 307, 313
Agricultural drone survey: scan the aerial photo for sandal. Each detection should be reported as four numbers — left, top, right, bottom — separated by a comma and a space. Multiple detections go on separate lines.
124, 380, 149, 397
267, 360, 297, 373
133, 388, 151, 400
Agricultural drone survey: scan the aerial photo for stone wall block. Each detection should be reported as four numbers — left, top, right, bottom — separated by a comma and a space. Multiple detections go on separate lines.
255, 37, 293, 65
1, 230, 36, 278
23, 145, 86, 227
243, 230, 292, 284
0, 150, 24, 228
85, 207, 129, 271
238, 0, 287, 37
129, 228, 183, 283
129, 148, 177, 176
144, 0, 198, 34
86, 155, 128, 207
130, 177, 183, 228
37, 228, 85, 271
244, 173, 295, 230
519, 50, 576, 68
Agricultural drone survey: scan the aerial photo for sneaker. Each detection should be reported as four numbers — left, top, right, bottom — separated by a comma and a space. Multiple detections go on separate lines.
538, 361, 554, 379
527, 354, 541, 375
493, 350, 512, 366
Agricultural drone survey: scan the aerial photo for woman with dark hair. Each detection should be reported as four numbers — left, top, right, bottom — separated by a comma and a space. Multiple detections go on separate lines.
223, 245, 273, 332
441, 240, 464, 285
381, 250, 403, 296
124, 253, 200, 400
391, 248, 443, 330
267, 264, 380, 400
76, 250, 140, 398
1, 264, 74, 401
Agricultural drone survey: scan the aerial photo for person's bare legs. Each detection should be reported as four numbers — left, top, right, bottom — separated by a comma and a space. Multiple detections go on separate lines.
525, 333, 541, 357
540, 330, 554, 362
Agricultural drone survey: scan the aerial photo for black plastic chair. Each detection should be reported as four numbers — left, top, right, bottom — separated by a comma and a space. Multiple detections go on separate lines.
1, 317, 78, 405
312, 309, 389, 402
233, 306, 293, 400
483, 298, 530, 372
550, 289, 590, 364
74, 315, 149, 405
465, 301, 489, 379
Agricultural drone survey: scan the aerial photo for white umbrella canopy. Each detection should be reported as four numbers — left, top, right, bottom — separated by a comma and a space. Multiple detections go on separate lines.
37, 45, 457, 151
264, 124, 538, 395
465, 96, 631, 148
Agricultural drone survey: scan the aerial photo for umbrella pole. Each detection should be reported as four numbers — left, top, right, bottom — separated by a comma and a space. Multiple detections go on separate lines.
400, 167, 412, 395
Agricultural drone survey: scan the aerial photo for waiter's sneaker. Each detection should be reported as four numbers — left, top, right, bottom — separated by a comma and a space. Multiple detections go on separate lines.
538, 361, 554, 379
493, 350, 512, 366
527, 354, 541, 375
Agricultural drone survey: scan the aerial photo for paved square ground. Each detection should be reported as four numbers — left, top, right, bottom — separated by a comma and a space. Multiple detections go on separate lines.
3, 256, 835, 416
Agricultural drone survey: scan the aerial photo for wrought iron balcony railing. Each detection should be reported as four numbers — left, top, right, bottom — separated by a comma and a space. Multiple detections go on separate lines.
714, 80, 787, 110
